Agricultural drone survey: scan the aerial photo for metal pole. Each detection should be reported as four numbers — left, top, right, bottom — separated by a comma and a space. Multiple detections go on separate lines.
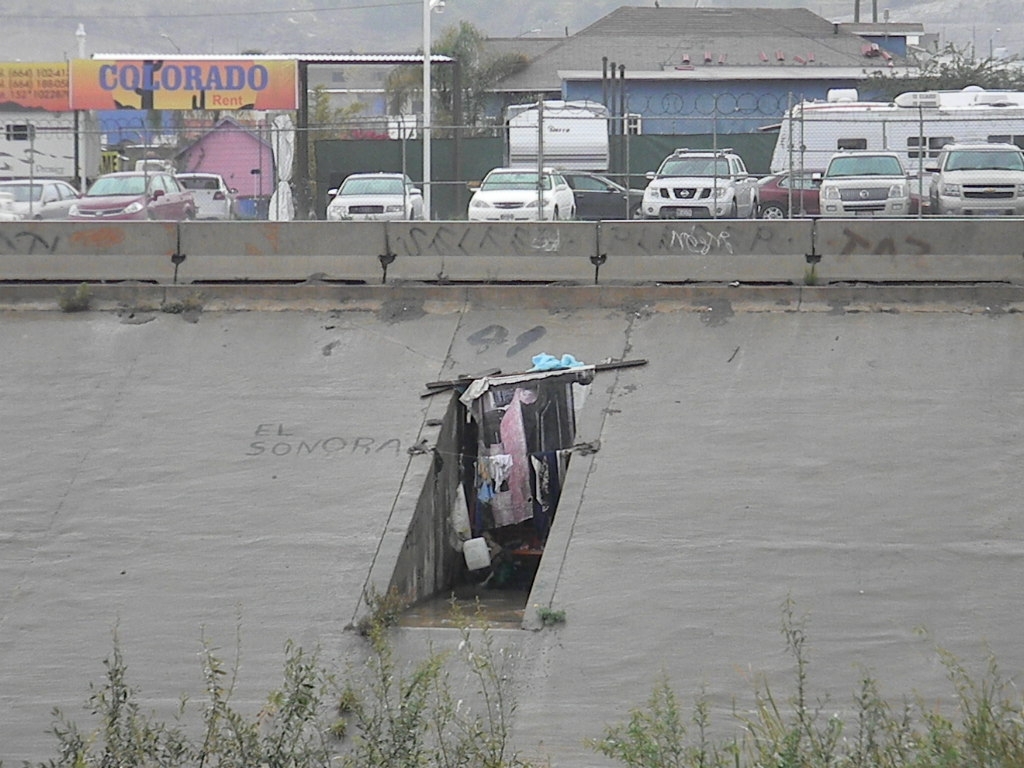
422, 0, 432, 220
536, 97, 544, 220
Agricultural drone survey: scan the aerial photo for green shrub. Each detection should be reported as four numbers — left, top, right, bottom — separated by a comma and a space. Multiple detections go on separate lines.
58, 283, 92, 313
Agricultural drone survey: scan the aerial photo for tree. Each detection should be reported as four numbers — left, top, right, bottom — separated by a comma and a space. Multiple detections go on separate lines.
862, 42, 1024, 101
385, 21, 529, 134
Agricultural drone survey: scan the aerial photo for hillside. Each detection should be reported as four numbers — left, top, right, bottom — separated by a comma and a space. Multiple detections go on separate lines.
5, 0, 1018, 64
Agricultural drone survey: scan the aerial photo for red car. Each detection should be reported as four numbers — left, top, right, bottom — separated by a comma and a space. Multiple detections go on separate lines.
757, 170, 822, 219
69, 171, 196, 221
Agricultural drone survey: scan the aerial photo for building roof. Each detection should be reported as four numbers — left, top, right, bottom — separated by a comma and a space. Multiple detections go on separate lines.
492, 6, 911, 92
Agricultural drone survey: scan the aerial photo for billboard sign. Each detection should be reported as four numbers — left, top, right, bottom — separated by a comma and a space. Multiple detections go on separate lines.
0, 62, 70, 111
70, 59, 298, 111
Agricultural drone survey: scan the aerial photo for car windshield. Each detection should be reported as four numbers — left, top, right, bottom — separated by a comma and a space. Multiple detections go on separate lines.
86, 176, 148, 196
481, 172, 551, 190
0, 184, 43, 202
658, 157, 731, 176
179, 177, 221, 190
339, 177, 405, 196
826, 156, 904, 177
945, 150, 1024, 171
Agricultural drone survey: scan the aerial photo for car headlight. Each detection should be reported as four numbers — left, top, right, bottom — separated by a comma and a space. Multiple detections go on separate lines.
525, 197, 550, 209
123, 201, 145, 214
643, 187, 658, 199
888, 183, 907, 198
712, 187, 730, 199
941, 183, 960, 196
822, 186, 840, 200
470, 198, 490, 209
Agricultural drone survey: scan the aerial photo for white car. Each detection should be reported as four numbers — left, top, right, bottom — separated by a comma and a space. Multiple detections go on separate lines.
467, 167, 576, 221
0, 179, 81, 220
176, 173, 237, 220
0, 191, 19, 221
326, 173, 423, 221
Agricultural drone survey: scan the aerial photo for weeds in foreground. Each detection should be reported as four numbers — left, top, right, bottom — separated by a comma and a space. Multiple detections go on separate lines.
37, 602, 536, 768
34, 598, 1024, 768
590, 596, 1024, 768
58, 282, 91, 312
537, 605, 566, 626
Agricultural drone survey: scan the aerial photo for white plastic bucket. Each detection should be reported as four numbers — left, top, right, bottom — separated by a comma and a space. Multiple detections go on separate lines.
463, 537, 491, 570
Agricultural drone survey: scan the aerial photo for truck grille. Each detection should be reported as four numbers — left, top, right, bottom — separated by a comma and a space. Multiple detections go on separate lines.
838, 188, 888, 202
662, 187, 711, 200
963, 186, 1015, 200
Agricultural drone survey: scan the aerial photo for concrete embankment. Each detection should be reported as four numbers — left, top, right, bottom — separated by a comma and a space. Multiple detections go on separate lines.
1, 283, 1022, 766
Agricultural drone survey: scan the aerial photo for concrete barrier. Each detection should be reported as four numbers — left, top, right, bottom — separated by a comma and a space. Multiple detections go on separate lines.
384, 222, 599, 283
597, 220, 814, 283
0, 222, 178, 282
177, 222, 388, 283
815, 219, 1024, 282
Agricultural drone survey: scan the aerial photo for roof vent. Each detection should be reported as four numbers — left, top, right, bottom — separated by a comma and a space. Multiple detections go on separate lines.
894, 91, 941, 108
827, 88, 859, 103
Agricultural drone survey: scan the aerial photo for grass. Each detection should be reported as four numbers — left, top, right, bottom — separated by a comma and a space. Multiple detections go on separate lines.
537, 605, 566, 626
589, 596, 1024, 768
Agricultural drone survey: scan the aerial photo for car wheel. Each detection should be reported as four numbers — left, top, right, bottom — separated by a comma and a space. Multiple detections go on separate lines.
759, 203, 786, 220
727, 201, 738, 218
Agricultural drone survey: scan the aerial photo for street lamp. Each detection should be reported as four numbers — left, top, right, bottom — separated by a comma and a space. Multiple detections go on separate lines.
423, 0, 444, 220
75, 24, 87, 59
161, 33, 182, 53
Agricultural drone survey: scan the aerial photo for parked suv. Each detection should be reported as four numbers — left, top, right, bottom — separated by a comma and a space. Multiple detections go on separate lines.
818, 151, 910, 217
641, 147, 757, 219
928, 142, 1024, 216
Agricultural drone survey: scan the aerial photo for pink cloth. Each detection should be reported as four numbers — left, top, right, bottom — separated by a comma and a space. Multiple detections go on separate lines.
489, 388, 537, 527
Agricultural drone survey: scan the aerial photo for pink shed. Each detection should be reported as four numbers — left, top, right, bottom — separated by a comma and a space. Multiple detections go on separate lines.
176, 117, 276, 198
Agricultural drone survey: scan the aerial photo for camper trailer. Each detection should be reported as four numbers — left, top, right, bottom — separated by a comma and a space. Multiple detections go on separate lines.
506, 100, 610, 172
770, 87, 1024, 174
0, 111, 101, 184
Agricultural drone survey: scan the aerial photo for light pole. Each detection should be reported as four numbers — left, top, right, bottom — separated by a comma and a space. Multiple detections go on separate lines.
161, 33, 182, 53
423, 0, 444, 220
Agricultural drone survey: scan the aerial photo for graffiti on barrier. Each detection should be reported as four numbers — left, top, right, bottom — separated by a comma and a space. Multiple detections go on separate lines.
390, 224, 568, 257
245, 423, 402, 457
667, 226, 733, 255
603, 222, 812, 257
838, 228, 932, 256
0, 230, 61, 255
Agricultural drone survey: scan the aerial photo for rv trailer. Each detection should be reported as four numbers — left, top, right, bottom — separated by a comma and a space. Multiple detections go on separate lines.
506, 100, 610, 172
0, 111, 101, 184
770, 87, 1024, 174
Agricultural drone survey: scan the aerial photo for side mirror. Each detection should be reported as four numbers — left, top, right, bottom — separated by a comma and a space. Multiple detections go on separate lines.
151, 188, 166, 200
410, 187, 422, 196
811, 172, 822, 181
467, 181, 480, 191
327, 188, 338, 197
645, 171, 656, 180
